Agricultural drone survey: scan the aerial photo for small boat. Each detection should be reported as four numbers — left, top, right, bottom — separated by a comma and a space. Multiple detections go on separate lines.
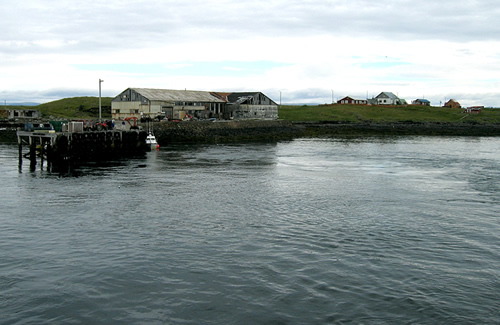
146, 132, 159, 151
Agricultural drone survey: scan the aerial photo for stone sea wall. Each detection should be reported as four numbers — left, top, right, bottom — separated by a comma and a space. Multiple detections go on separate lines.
294, 121, 500, 137
152, 120, 500, 144
2, 120, 500, 145
153, 120, 301, 144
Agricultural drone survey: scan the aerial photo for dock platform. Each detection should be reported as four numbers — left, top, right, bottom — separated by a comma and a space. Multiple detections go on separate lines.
17, 129, 148, 171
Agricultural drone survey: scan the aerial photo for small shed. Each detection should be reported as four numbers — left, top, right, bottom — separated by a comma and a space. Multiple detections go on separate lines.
8, 109, 42, 120
412, 99, 431, 106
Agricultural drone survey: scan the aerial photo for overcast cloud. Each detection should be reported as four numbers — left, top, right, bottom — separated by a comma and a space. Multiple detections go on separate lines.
2, 0, 500, 106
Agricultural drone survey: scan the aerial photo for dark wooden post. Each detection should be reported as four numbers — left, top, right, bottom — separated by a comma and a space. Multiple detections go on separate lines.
47, 142, 52, 171
29, 136, 36, 171
18, 137, 23, 170
40, 138, 45, 169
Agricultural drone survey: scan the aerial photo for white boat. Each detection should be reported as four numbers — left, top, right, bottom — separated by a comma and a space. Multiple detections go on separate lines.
146, 132, 159, 150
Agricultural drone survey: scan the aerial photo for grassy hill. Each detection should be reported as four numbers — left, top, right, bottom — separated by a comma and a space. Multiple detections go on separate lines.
0, 97, 113, 120
36, 97, 113, 119
278, 104, 500, 124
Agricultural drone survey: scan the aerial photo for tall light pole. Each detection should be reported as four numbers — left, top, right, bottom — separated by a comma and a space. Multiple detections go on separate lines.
331, 89, 334, 104
279, 90, 282, 106
99, 78, 104, 122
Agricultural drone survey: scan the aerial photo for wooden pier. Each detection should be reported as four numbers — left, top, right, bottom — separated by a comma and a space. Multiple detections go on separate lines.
17, 129, 148, 171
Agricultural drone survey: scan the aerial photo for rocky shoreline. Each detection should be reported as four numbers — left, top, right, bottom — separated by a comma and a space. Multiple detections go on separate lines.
293, 121, 500, 137
153, 120, 500, 144
2, 120, 500, 145
153, 120, 301, 144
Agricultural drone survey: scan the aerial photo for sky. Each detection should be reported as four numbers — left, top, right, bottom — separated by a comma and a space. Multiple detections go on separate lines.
2, 0, 500, 107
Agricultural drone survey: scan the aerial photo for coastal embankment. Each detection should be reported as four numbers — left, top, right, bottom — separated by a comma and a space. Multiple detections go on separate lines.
153, 120, 500, 144
293, 121, 500, 137
2, 120, 500, 145
153, 120, 301, 144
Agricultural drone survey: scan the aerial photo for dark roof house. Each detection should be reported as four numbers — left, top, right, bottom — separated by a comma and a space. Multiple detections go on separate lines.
337, 96, 368, 105
412, 99, 431, 106
214, 92, 278, 120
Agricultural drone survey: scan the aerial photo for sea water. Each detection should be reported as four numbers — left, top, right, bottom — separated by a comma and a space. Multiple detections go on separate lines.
0, 136, 499, 324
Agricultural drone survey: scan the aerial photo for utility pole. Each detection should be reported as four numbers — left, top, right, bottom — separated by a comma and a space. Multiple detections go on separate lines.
99, 79, 104, 122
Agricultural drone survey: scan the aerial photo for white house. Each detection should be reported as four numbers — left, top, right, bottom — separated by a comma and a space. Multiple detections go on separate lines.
375, 92, 407, 105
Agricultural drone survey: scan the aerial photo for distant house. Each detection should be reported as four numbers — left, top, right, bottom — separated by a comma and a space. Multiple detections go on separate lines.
444, 99, 461, 108
213, 92, 278, 120
412, 99, 431, 106
464, 106, 483, 113
375, 92, 406, 105
8, 109, 42, 120
337, 96, 368, 105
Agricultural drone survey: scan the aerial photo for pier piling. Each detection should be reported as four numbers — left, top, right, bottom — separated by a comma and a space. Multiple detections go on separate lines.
17, 129, 147, 171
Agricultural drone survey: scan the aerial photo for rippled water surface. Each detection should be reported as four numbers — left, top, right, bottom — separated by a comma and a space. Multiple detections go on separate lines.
1, 137, 499, 324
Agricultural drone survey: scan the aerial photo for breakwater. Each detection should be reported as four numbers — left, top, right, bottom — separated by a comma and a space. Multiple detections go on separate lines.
294, 121, 500, 137
153, 120, 301, 144
3, 120, 500, 146
152, 120, 500, 144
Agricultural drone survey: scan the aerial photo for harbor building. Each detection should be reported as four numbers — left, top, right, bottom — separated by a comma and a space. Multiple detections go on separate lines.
111, 88, 278, 121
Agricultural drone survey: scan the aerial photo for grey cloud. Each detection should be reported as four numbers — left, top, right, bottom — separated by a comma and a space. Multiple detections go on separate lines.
3, 86, 500, 107
4, 0, 500, 58
1, 87, 119, 104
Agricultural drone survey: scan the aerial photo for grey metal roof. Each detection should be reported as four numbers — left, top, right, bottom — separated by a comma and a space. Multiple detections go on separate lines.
376, 92, 399, 99
131, 88, 225, 103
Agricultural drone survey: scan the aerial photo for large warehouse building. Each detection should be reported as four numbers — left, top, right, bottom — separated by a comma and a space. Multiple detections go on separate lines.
111, 88, 278, 121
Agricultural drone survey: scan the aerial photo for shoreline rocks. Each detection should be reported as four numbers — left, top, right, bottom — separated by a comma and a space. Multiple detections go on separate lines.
153, 120, 301, 144
294, 121, 500, 137
153, 120, 500, 144
2, 120, 500, 145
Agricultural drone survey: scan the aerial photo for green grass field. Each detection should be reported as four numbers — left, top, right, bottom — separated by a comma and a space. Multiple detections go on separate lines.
1, 97, 113, 120
2, 98, 500, 124
36, 97, 113, 119
278, 104, 500, 124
